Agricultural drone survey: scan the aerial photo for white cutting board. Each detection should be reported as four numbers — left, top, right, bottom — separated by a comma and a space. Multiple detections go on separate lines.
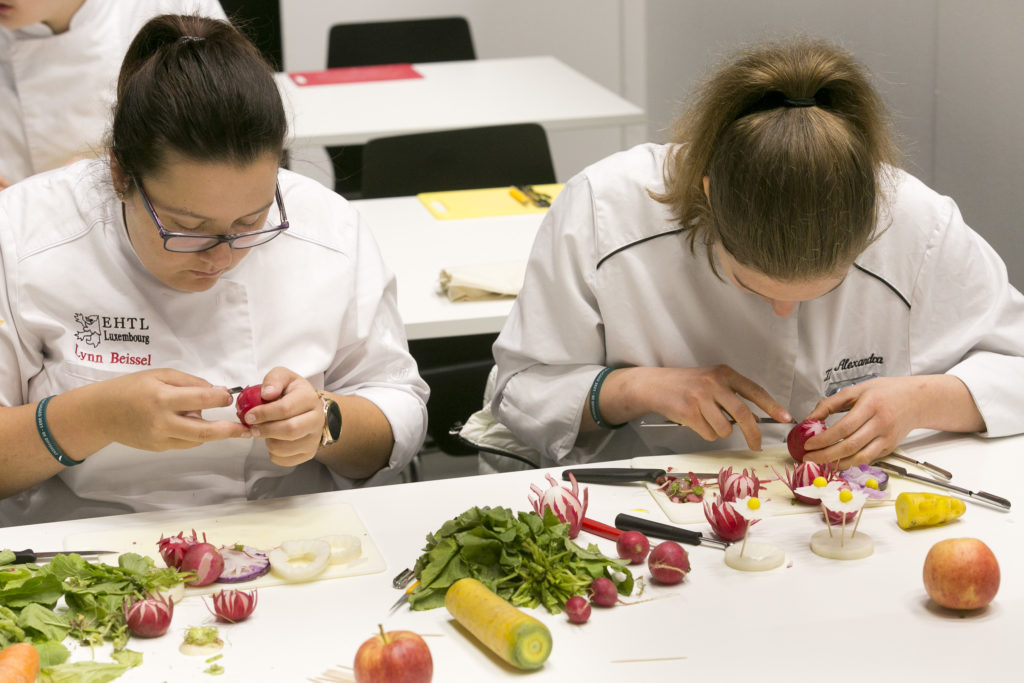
632, 446, 935, 525
64, 500, 386, 595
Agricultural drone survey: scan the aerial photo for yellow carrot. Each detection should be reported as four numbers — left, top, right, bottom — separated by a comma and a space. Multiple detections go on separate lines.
895, 491, 966, 530
445, 577, 552, 670
0, 642, 40, 683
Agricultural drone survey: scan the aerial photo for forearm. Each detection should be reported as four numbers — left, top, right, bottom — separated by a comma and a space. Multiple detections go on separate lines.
578, 367, 650, 434
916, 374, 986, 433
315, 394, 396, 480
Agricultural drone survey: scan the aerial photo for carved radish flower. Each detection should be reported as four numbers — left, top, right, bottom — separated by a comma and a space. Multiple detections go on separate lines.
773, 461, 837, 504
717, 466, 764, 502
206, 589, 258, 623
703, 493, 758, 542
529, 472, 589, 538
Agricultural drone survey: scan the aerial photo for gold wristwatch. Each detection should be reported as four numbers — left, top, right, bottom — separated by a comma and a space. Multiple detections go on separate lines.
317, 390, 342, 448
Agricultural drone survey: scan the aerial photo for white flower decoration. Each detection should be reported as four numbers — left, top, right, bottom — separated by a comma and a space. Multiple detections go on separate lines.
793, 477, 844, 502
731, 495, 771, 522
821, 486, 867, 515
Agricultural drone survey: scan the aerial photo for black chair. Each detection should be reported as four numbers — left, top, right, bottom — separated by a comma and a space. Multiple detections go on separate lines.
360, 123, 556, 199
325, 17, 476, 198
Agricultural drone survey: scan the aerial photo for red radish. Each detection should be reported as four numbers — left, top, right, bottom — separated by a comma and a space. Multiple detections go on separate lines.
157, 530, 203, 569
615, 531, 651, 565
529, 472, 589, 539
787, 418, 827, 462
123, 593, 174, 637
234, 385, 264, 422
207, 589, 258, 622
181, 543, 225, 586
648, 541, 690, 585
565, 596, 591, 623
588, 577, 619, 607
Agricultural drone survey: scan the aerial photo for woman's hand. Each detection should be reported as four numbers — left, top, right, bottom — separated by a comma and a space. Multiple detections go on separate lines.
96, 368, 250, 451
800, 375, 985, 468
596, 365, 791, 451
239, 367, 324, 467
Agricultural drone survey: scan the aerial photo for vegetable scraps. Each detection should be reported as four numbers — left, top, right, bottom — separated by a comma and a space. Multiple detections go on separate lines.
409, 506, 633, 615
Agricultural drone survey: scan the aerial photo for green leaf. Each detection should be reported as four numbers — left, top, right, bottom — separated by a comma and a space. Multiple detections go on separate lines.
110, 649, 143, 668
0, 574, 64, 609
17, 602, 70, 642
33, 641, 71, 668
38, 661, 130, 683
0, 549, 15, 566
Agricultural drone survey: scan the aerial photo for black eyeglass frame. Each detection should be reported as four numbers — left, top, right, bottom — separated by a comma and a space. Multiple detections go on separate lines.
132, 176, 290, 253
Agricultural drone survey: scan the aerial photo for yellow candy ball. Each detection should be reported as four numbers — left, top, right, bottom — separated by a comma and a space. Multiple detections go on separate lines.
747, 497, 761, 510
839, 489, 853, 503
812, 476, 827, 488
865, 478, 879, 490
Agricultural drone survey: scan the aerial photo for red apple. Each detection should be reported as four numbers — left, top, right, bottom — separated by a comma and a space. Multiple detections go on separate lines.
922, 537, 1000, 610
234, 385, 264, 422
353, 625, 433, 683
787, 418, 826, 462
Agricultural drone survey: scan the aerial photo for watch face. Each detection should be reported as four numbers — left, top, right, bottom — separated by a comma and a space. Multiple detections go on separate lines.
326, 400, 342, 440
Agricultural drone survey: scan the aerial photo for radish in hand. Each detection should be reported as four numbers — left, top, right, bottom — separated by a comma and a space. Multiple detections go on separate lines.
234, 385, 264, 423
787, 418, 827, 462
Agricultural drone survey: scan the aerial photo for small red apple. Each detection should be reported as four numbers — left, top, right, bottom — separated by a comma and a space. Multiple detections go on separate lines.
922, 537, 1000, 610
787, 418, 826, 462
234, 385, 264, 423
353, 625, 433, 683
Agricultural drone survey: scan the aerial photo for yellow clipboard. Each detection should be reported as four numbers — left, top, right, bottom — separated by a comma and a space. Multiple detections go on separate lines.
417, 183, 563, 220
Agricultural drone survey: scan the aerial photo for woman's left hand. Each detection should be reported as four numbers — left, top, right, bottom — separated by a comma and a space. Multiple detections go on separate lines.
240, 367, 324, 467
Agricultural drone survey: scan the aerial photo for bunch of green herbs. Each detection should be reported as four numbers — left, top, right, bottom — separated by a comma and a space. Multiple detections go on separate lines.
409, 506, 632, 614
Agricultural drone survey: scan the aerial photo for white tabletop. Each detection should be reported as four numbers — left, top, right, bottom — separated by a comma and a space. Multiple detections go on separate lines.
4, 432, 1020, 681
354, 194, 541, 340
276, 56, 646, 147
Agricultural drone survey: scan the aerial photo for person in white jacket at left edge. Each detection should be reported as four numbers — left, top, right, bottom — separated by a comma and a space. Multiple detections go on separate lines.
0, 14, 429, 526
0, 0, 227, 190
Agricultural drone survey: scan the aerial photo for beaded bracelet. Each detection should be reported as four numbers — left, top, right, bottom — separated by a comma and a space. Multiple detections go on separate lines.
588, 367, 626, 430
35, 395, 83, 467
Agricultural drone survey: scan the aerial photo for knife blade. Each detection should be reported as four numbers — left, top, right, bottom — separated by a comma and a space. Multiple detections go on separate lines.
875, 463, 1011, 510
640, 416, 788, 427
387, 580, 419, 615
563, 468, 717, 485
8, 549, 115, 564
614, 513, 730, 549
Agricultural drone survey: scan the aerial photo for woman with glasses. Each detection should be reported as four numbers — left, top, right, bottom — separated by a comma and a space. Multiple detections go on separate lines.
479, 37, 1024, 472
0, 14, 429, 525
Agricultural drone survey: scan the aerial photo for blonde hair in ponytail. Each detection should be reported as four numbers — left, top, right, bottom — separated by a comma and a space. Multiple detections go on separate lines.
654, 37, 901, 279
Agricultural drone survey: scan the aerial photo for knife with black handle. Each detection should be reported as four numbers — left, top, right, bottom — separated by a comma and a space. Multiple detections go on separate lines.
562, 468, 717, 485
614, 513, 730, 549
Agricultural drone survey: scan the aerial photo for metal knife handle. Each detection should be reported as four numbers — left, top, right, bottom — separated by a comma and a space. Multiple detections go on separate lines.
973, 491, 1012, 510
615, 513, 713, 548
563, 468, 663, 484
883, 452, 953, 480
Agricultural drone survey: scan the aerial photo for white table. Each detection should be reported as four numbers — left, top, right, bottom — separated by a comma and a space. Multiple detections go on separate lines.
4, 432, 1021, 681
354, 195, 541, 340
275, 56, 646, 147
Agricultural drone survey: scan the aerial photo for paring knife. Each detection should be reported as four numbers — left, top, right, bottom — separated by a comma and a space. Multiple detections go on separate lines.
562, 468, 717, 485
878, 452, 953, 480
875, 462, 1011, 510
7, 549, 114, 564
640, 416, 789, 427
614, 513, 730, 549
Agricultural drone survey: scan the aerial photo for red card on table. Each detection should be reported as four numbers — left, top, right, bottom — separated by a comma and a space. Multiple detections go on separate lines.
287, 64, 422, 87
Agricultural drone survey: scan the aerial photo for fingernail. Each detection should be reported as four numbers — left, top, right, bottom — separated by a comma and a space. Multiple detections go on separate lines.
249, 426, 259, 437
262, 385, 275, 397
245, 414, 256, 424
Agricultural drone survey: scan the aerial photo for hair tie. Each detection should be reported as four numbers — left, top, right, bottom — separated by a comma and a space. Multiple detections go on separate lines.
783, 97, 817, 108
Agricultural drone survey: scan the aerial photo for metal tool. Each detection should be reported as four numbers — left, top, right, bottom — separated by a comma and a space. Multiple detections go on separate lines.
878, 452, 953, 480
227, 386, 244, 394
515, 184, 551, 208
563, 468, 717, 486
640, 416, 789, 428
392, 567, 415, 589
614, 513, 730, 549
875, 462, 1011, 510
388, 580, 420, 615
8, 549, 114, 564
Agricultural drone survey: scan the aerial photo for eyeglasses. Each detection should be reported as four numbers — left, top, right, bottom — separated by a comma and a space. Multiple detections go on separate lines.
133, 177, 290, 253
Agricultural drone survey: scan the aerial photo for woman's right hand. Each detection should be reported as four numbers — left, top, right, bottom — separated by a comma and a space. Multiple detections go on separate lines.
92, 368, 251, 451
595, 365, 791, 451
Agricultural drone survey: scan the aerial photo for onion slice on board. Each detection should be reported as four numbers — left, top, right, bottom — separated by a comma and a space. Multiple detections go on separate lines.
268, 539, 332, 582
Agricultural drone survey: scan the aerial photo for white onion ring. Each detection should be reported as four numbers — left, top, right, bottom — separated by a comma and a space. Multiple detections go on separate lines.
268, 539, 331, 582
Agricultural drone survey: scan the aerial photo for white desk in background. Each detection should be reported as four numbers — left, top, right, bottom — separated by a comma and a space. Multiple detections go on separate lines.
3, 433, 1020, 680
353, 195, 541, 341
275, 56, 645, 147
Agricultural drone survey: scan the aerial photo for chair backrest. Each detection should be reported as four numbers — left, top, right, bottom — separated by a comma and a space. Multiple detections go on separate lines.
327, 17, 475, 68
360, 123, 557, 199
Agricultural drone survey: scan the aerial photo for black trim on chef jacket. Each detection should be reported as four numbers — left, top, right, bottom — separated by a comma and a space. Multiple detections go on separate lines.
595, 228, 686, 270
853, 263, 911, 309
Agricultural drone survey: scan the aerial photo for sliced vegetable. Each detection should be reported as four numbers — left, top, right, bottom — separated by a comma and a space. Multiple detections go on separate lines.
123, 593, 174, 638
445, 577, 552, 670
216, 546, 270, 583
703, 493, 756, 541
895, 492, 966, 530
840, 464, 889, 492
772, 461, 837, 504
268, 539, 331, 582
318, 535, 361, 565
717, 466, 764, 502
157, 530, 204, 570
655, 470, 705, 503
0, 642, 40, 683
179, 626, 223, 657
206, 589, 258, 623
529, 472, 589, 538
564, 596, 591, 623
180, 543, 225, 587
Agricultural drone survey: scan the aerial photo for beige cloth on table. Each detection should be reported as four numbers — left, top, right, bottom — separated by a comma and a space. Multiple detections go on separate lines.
439, 260, 527, 301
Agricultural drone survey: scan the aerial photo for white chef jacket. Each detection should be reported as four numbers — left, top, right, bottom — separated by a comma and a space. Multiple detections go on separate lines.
0, 159, 429, 526
0, 0, 226, 184
491, 143, 1024, 468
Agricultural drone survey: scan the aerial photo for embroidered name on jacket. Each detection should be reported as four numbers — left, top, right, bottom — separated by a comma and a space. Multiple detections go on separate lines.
823, 353, 884, 396
73, 312, 153, 366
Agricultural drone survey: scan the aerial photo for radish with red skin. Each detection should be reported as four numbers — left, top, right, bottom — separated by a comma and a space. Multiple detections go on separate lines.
615, 531, 650, 565
787, 418, 827, 462
648, 541, 690, 585
588, 577, 619, 607
234, 385, 264, 422
565, 596, 591, 623
124, 593, 174, 638
181, 543, 225, 586
206, 589, 258, 622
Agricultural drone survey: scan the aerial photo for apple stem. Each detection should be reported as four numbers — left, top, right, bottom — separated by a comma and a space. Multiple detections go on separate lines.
378, 623, 388, 644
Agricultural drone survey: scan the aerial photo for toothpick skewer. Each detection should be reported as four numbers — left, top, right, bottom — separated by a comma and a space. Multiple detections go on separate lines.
821, 503, 833, 537
739, 519, 750, 557
851, 506, 865, 538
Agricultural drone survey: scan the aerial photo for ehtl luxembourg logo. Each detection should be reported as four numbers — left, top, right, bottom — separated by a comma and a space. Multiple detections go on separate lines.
74, 313, 101, 348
